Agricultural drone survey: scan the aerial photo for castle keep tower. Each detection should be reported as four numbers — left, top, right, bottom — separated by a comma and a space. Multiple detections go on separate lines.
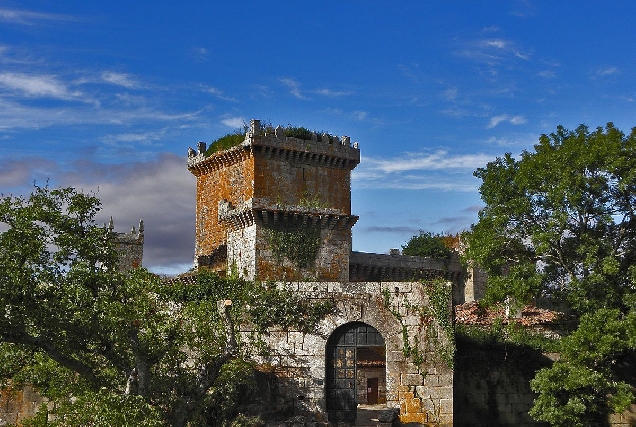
187, 119, 360, 281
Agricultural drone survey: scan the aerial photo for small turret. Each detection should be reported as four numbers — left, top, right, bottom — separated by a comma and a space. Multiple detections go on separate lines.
108, 218, 144, 272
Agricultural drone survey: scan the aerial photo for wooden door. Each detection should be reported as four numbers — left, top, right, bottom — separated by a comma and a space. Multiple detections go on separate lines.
367, 378, 379, 404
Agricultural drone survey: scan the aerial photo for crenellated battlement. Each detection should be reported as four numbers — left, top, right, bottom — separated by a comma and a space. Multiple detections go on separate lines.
187, 119, 360, 174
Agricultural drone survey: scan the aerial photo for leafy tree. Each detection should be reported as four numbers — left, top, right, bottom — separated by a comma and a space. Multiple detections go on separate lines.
0, 185, 333, 427
463, 124, 636, 425
402, 230, 454, 259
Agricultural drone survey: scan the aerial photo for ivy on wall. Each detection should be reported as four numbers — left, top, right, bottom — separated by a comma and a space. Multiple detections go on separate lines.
424, 279, 456, 369
266, 224, 321, 269
382, 279, 456, 371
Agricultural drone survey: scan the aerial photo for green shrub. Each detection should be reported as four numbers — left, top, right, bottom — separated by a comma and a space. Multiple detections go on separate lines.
205, 132, 246, 156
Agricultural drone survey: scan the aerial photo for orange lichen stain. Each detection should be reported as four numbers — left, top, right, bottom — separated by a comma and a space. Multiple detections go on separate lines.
399, 412, 427, 424
192, 151, 254, 258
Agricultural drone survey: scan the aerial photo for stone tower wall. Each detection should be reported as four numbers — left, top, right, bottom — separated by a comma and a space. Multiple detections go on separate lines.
188, 120, 360, 280
251, 134, 355, 214
190, 143, 255, 270
252, 215, 353, 281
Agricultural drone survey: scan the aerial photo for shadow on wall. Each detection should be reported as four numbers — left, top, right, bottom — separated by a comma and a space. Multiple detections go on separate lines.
453, 333, 552, 427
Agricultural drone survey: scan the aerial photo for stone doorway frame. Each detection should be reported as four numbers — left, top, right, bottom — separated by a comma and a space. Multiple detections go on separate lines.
325, 322, 386, 424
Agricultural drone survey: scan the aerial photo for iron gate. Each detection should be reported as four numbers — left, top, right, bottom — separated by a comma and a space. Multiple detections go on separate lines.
326, 322, 385, 423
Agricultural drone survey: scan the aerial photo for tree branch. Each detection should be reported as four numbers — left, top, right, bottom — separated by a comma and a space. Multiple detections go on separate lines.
3, 329, 100, 387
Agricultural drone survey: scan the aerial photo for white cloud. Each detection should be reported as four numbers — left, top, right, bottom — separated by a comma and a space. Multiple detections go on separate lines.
482, 39, 508, 49
0, 72, 83, 100
221, 116, 245, 128
351, 149, 496, 192
200, 85, 237, 102
324, 108, 379, 124
456, 36, 531, 66
280, 77, 305, 99
481, 26, 499, 33
0, 94, 202, 131
101, 71, 138, 89
509, 115, 526, 125
352, 110, 368, 121
362, 150, 494, 174
191, 47, 209, 61
441, 87, 458, 101
487, 115, 508, 128
101, 130, 167, 146
487, 114, 526, 129
595, 67, 620, 77
538, 70, 556, 78
353, 171, 478, 192
314, 88, 352, 97
0, 8, 77, 25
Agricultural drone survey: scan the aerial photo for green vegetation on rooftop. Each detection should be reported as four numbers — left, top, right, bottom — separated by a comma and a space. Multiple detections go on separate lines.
205, 123, 334, 156
204, 132, 246, 156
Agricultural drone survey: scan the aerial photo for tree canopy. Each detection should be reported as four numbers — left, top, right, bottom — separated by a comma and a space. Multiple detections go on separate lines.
463, 123, 636, 425
0, 185, 333, 427
402, 230, 454, 259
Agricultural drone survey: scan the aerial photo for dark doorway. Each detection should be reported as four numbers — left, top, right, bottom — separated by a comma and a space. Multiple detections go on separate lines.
326, 322, 385, 424
367, 378, 379, 404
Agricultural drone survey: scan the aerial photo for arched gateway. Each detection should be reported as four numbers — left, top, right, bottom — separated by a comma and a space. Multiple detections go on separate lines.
326, 322, 386, 423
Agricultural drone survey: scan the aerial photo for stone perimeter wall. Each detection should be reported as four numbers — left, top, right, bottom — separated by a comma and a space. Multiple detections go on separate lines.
454, 340, 636, 427
253, 281, 454, 427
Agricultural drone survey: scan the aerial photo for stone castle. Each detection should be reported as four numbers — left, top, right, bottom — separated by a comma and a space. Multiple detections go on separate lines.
3, 120, 634, 426
185, 120, 468, 426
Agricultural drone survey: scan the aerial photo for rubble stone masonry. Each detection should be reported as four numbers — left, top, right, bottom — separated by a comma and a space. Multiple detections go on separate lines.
255, 281, 454, 427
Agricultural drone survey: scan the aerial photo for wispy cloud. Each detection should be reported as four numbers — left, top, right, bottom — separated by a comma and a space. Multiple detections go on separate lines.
0, 8, 78, 25
313, 88, 353, 97
221, 116, 245, 128
441, 87, 458, 101
509, 0, 537, 18
101, 71, 139, 89
455, 35, 531, 66
363, 150, 493, 173
280, 77, 305, 99
190, 47, 209, 61
593, 67, 620, 78
200, 84, 237, 102
0, 95, 202, 131
353, 150, 493, 192
101, 129, 167, 146
0, 72, 83, 100
487, 114, 526, 129
324, 108, 379, 124
278, 78, 351, 100
538, 70, 556, 79
364, 226, 420, 234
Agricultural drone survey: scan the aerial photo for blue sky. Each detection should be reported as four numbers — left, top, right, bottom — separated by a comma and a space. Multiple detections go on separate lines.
2, 1, 636, 274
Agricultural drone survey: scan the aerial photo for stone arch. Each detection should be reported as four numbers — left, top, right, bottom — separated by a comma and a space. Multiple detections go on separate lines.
325, 322, 386, 423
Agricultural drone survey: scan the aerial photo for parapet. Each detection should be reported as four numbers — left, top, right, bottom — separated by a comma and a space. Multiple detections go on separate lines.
187, 119, 360, 174
349, 251, 464, 282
